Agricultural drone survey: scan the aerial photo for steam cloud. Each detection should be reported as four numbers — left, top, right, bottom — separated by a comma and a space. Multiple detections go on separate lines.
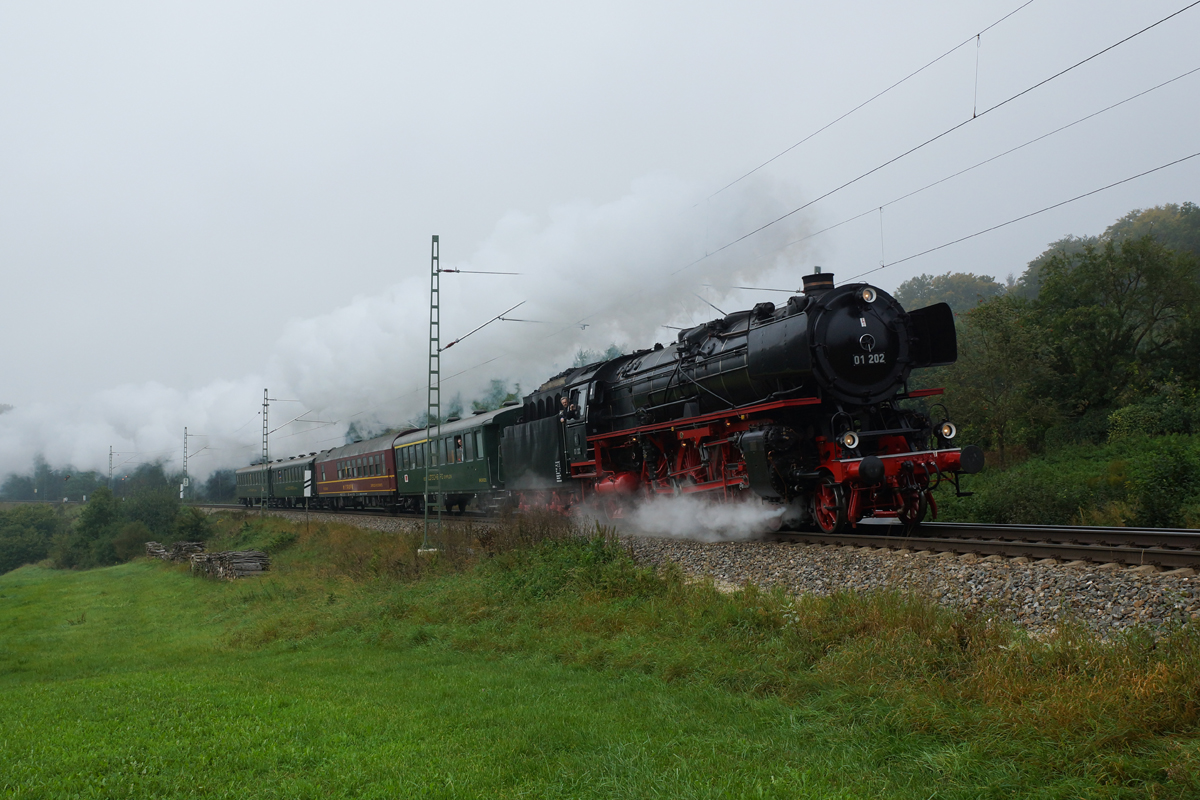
0, 173, 813, 480
619, 494, 788, 542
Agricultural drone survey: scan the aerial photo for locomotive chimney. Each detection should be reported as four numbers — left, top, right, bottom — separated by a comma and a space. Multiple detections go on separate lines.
802, 271, 834, 296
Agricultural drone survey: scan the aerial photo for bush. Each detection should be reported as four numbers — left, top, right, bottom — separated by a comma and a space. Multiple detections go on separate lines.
0, 504, 65, 574
111, 521, 152, 562
1109, 385, 1200, 441
1130, 436, 1200, 528
174, 506, 213, 541
52, 488, 121, 569
940, 434, 1200, 527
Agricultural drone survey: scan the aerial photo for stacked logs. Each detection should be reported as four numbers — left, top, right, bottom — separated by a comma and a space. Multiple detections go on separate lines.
169, 542, 206, 561
144, 541, 205, 562
190, 550, 270, 580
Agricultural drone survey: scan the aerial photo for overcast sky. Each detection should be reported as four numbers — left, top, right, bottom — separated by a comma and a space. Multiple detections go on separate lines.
2, 1, 1198, 478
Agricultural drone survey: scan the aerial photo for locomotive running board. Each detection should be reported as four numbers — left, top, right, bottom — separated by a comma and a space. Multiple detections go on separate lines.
586, 396, 821, 443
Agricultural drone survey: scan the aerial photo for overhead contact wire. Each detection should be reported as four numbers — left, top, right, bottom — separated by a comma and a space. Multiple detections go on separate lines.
678, 0, 1200, 274
706, 0, 1038, 200
738, 63, 1200, 266
846, 151, 1200, 281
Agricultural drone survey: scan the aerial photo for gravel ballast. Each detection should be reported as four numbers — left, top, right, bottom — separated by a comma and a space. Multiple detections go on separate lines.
628, 536, 1198, 635
222, 507, 1198, 635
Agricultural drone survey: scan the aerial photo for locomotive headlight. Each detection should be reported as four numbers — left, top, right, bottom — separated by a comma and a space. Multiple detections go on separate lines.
939, 422, 957, 440
858, 286, 877, 304
840, 430, 860, 449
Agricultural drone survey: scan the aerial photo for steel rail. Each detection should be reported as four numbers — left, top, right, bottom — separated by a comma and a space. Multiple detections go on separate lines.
778, 522, 1200, 569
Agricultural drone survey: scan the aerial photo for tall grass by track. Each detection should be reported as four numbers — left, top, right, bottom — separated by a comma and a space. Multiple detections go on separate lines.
1, 511, 1198, 798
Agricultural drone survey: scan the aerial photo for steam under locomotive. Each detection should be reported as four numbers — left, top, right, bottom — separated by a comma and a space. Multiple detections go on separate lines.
237, 271, 982, 533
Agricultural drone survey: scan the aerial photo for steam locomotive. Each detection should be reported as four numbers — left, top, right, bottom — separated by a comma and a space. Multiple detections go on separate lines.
237, 272, 982, 532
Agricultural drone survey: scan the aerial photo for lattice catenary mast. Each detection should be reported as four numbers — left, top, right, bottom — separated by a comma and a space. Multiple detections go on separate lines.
422, 235, 442, 551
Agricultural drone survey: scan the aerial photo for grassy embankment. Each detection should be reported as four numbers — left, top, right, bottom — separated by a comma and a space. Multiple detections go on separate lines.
2, 512, 1199, 798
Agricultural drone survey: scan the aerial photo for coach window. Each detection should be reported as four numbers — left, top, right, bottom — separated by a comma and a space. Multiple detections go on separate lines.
464, 432, 475, 461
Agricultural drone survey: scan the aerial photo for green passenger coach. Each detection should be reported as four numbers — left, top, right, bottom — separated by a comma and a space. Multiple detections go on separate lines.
235, 453, 315, 508
394, 405, 521, 513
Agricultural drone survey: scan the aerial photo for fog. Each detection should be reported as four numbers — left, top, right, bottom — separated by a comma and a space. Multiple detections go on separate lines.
2, 1, 1198, 478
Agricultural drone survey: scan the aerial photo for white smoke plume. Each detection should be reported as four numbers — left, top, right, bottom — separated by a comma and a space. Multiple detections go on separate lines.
0, 173, 813, 480
619, 494, 788, 542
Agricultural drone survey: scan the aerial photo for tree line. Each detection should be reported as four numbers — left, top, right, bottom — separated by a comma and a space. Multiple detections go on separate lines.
0, 462, 216, 574
899, 202, 1200, 466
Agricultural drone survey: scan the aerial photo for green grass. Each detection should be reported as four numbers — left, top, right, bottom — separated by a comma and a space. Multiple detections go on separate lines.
1, 513, 1198, 798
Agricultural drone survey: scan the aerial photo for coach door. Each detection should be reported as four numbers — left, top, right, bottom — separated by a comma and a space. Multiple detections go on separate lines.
565, 386, 589, 463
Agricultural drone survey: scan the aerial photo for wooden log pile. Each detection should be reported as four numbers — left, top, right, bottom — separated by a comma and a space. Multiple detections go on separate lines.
190, 550, 270, 580
145, 541, 206, 562
169, 542, 206, 562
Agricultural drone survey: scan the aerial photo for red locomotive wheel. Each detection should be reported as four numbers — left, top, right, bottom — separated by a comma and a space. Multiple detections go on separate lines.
811, 477, 847, 534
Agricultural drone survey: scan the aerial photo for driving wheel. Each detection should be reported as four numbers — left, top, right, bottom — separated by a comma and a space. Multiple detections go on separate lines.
811, 477, 847, 533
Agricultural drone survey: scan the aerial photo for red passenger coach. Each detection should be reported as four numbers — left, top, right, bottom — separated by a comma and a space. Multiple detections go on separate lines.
313, 433, 398, 509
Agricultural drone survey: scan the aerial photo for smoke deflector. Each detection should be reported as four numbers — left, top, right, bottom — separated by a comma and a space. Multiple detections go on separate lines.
906, 302, 957, 368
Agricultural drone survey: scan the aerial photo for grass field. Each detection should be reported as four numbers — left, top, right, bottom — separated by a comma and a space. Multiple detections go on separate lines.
1, 513, 1198, 798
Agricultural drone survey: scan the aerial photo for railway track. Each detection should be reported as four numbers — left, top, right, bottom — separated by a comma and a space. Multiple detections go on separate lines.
195, 504, 1200, 570
775, 521, 1200, 570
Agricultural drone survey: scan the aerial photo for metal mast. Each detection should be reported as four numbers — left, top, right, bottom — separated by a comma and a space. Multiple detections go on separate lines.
182, 427, 188, 501
422, 235, 442, 551
108, 446, 113, 491
262, 389, 269, 510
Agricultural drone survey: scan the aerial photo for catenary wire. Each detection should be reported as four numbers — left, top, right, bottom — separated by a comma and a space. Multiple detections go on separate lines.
730, 63, 1200, 270
845, 150, 1200, 281
677, 0, 1200, 274
707, 0, 1038, 200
